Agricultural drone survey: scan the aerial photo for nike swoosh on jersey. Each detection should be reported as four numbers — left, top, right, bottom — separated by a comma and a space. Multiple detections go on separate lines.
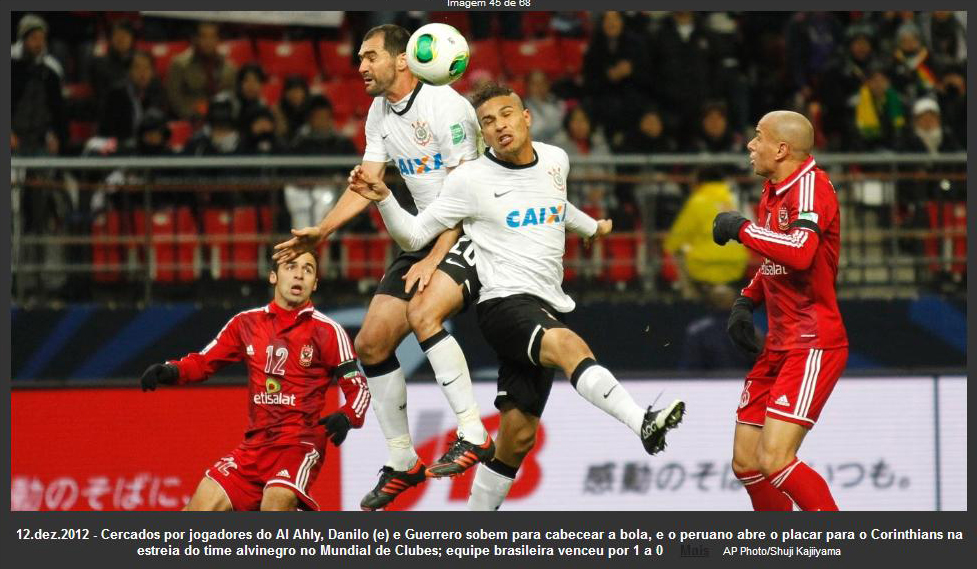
444, 258, 466, 268
493, 189, 515, 198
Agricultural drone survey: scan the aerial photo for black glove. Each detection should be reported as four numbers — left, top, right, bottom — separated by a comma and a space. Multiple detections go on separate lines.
319, 412, 352, 446
713, 211, 748, 245
727, 296, 761, 358
140, 363, 179, 391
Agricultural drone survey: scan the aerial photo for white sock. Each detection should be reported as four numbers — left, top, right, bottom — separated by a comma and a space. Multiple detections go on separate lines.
364, 366, 418, 470
467, 463, 514, 511
424, 334, 488, 444
573, 364, 645, 436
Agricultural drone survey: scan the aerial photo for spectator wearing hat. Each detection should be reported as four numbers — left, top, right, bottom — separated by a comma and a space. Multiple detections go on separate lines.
166, 21, 236, 120
11, 13, 66, 156
818, 22, 882, 150
98, 50, 168, 145
900, 98, 962, 155
90, 19, 136, 101
891, 22, 939, 102
273, 75, 311, 142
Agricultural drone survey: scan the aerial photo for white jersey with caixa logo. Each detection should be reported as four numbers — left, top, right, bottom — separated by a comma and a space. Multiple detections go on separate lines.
363, 82, 479, 212
376, 141, 599, 313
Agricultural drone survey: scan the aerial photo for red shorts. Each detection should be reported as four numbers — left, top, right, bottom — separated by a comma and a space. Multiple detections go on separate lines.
204, 435, 326, 511
737, 347, 847, 429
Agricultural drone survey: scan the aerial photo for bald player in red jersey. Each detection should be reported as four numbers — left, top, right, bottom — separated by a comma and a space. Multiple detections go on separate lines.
139, 252, 370, 511
712, 110, 848, 511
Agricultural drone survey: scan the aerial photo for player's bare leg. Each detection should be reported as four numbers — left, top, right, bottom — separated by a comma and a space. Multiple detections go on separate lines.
731, 422, 792, 510
757, 416, 837, 510
538, 327, 684, 454
260, 486, 299, 511
467, 403, 537, 510
409, 270, 493, 478
183, 477, 233, 511
356, 294, 427, 510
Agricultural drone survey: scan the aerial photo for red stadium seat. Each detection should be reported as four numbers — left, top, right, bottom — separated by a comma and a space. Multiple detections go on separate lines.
522, 12, 553, 37
318, 39, 359, 79
341, 235, 389, 280
202, 207, 233, 280
338, 117, 366, 154
317, 80, 356, 124
167, 120, 193, 151
68, 121, 97, 145
133, 207, 198, 283
603, 233, 640, 282
559, 38, 588, 76
257, 39, 319, 81
91, 210, 124, 283
231, 206, 260, 280
564, 234, 582, 281
467, 39, 504, 78
218, 39, 256, 68
500, 38, 563, 78
174, 206, 197, 282
137, 40, 189, 81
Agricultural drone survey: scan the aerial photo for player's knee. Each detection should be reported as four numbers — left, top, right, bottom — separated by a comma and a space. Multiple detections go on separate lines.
757, 446, 795, 478
406, 300, 442, 339
731, 455, 757, 475
354, 330, 389, 364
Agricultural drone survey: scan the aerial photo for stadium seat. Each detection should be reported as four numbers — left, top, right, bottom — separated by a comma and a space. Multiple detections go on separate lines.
467, 39, 504, 78
317, 39, 359, 79
218, 39, 256, 68
132, 206, 198, 283
925, 201, 967, 276
500, 38, 563, 78
559, 38, 588, 76
91, 210, 124, 283
68, 121, 97, 146
603, 233, 640, 282
337, 117, 366, 154
340, 234, 389, 280
317, 80, 356, 124
256, 39, 319, 81
136, 40, 189, 81
564, 234, 581, 281
202, 207, 233, 280
167, 120, 193, 151
522, 12, 553, 37
231, 206, 260, 280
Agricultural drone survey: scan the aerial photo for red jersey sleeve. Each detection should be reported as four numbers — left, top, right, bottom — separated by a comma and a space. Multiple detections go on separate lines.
168, 314, 244, 384
318, 317, 370, 428
738, 175, 835, 272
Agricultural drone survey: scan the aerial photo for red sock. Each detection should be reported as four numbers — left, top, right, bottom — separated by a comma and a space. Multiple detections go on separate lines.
735, 470, 793, 511
767, 458, 839, 511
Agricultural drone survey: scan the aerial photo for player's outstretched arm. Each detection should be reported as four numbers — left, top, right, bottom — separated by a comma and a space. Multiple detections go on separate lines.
565, 202, 610, 247
140, 363, 179, 391
272, 161, 386, 264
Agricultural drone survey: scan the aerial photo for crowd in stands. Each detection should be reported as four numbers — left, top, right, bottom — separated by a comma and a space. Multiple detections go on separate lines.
10, 11, 968, 301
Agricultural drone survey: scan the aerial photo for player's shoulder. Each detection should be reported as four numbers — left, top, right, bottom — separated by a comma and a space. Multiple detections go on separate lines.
420, 83, 470, 106
227, 305, 269, 327
533, 141, 570, 168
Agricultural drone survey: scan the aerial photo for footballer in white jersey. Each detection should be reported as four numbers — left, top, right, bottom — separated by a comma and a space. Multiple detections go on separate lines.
273, 24, 493, 511
349, 82, 686, 511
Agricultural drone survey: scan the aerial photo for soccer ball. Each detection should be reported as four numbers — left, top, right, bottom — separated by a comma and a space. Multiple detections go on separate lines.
406, 23, 470, 86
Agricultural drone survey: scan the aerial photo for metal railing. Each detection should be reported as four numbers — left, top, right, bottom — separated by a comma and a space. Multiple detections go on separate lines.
10, 152, 967, 305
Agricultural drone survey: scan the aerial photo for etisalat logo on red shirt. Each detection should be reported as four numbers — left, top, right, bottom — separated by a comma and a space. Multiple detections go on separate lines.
254, 377, 296, 406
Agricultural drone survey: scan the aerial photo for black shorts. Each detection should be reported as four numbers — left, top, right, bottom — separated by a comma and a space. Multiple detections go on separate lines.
476, 294, 569, 417
375, 235, 481, 310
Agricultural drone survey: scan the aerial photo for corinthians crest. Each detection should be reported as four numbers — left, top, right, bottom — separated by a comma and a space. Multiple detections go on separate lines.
300, 344, 314, 367
412, 120, 432, 146
548, 165, 565, 192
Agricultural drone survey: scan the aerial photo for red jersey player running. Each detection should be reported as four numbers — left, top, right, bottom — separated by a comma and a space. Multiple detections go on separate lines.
139, 252, 370, 511
712, 110, 847, 511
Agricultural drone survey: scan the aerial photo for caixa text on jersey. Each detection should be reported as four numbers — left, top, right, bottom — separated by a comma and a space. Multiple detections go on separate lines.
397, 153, 444, 175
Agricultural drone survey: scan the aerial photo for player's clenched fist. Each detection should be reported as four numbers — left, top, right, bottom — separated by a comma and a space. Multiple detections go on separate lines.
348, 165, 390, 201
140, 363, 179, 391
318, 412, 352, 446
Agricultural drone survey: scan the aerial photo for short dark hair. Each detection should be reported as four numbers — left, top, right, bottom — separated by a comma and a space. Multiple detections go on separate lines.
470, 82, 519, 111
272, 252, 318, 274
363, 24, 410, 57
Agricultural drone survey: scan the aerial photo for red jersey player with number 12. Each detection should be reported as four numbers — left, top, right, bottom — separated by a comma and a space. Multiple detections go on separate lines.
713, 110, 848, 511
139, 252, 370, 511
